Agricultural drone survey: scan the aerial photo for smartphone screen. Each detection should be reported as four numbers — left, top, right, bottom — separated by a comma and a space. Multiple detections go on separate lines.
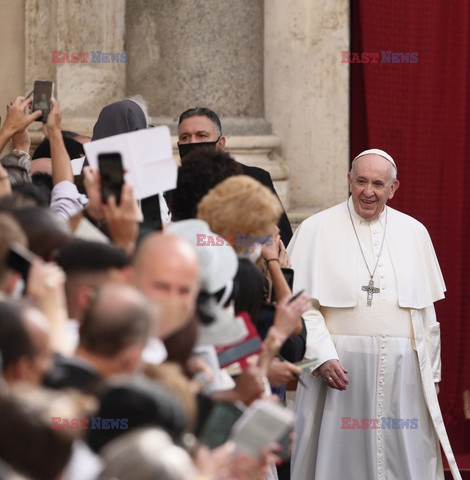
217, 337, 263, 368
98, 153, 124, 205
198, 402, 244, 449
6, 242, 36, 282
32, 80, 54, 122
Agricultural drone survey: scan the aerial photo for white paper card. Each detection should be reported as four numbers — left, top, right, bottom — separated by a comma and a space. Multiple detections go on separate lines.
83, 126, 176, 200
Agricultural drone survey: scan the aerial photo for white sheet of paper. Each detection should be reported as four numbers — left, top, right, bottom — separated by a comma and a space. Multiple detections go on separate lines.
70, 157, 85, 175
83, 126, 176, 200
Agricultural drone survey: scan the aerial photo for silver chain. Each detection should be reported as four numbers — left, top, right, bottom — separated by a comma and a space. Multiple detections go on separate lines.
346, 201, 388, 281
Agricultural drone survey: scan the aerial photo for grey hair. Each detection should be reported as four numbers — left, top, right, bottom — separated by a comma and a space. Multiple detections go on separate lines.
1, 153, 31, 185
126, 94, 151, 126
98, 428, 198, 480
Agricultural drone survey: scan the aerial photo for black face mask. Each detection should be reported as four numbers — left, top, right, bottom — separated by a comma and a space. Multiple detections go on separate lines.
177, 137, 220, 160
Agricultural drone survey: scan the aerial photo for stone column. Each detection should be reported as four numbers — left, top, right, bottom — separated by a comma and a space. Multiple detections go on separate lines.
126, 0, 289, 206
24, 0, 126, 142
264, 0, 350, 228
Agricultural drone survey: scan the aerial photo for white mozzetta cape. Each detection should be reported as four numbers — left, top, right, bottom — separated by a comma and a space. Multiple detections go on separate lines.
287, 200, 461, 480
287, 200, 446, 308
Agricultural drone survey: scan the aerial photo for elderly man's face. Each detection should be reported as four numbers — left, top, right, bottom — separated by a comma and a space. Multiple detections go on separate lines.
348, 155, 399, 221
178, 115, 224, 147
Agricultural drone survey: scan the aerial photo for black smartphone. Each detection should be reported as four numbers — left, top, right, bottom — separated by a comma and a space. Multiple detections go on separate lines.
217, 336, 263, 368
276, 426, 294, 461
98, 152, 124, 205
32, 80, 54, 122
6, 242, 37, 282
288, 289, 305, 304
198, 402, 245, 449
270, 267, 295, 303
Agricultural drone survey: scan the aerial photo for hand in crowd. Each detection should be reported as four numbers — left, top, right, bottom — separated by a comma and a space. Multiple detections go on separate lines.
267, 356, 302, 387
186, 356, 214, 394
26, 258, 71, 355
83, 165, 141, 254
226, 445, 281, 480
278, 239, 291, 269
1, 96, 41, 137
194, 441, 235, 480
0, 163, 11, 196
26, 258, 66, 307
273, 293, 310, 339
83, 166, 104, 219
102, 183, 139, 255
9, 102, 31, 154
318, 358, 349, 391
44, 97, 62, 137
261, 226, 281, 262
232, 366, 266, 405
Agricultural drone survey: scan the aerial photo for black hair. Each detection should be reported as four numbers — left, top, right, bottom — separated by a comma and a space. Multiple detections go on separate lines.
56, 240, 130, 274
32, 133, 85, 160
168, 148, 242, 221
178, 107, 223, 136
87, 377, 188, 453
233, 258, 266, 326
13, 181, 51, 206
0, 302, 35, 371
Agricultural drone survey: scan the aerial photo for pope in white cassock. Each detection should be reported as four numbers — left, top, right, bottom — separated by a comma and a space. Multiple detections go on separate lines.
288, 150, 461, 480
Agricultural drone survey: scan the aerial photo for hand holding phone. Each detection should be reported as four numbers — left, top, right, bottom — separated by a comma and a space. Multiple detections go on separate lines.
6, 242, 36, 282
32, 80, 54, 123
288, 289, 305, 304
98, 152, 125, 205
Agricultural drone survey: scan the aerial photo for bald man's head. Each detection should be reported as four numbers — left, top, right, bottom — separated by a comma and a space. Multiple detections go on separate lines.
79, 284, 153, 358
133, 233, 200, 315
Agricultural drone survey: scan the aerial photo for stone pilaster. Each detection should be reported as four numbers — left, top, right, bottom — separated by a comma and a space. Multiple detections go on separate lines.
126, 0, 290, 207
25, 0, 126, 140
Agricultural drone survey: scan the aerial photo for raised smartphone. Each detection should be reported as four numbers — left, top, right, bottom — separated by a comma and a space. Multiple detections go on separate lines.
32, 80, 54, 122
98, 152, 124, 205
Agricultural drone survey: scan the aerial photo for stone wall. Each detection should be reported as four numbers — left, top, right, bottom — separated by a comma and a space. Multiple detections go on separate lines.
264, 0, 350, 220
0, 0, 350, 226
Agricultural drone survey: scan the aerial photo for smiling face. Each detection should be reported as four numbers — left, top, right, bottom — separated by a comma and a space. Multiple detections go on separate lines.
348, 154, 399, 221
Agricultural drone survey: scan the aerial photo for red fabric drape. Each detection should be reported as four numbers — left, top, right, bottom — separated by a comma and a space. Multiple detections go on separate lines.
350, 1, 470, 452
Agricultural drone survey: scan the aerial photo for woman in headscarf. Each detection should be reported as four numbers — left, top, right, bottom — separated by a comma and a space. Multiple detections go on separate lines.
89, 97, 170, 231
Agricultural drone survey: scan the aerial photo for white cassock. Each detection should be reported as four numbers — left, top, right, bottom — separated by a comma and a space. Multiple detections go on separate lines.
288, 198, 461, 480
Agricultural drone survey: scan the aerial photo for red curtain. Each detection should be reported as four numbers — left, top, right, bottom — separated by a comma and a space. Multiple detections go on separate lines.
350, 1, 470, 452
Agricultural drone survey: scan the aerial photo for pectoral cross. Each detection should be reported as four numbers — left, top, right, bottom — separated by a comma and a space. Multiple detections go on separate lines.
362, 279, 380, 306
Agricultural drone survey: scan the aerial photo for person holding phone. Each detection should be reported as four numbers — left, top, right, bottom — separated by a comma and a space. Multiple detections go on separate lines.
0, 96, 42, 154
89, 98, 170, 231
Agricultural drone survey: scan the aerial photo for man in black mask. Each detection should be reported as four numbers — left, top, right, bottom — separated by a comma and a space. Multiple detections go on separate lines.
177, 107, 293, 245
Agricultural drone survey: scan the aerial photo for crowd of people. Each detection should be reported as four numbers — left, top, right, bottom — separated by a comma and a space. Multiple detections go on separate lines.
0, 93, 461, 480
0, 94, 311, 480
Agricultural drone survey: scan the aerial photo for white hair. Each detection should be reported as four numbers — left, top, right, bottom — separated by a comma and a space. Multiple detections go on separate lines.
98, 428, 198, 480
126, 94, 151, 126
